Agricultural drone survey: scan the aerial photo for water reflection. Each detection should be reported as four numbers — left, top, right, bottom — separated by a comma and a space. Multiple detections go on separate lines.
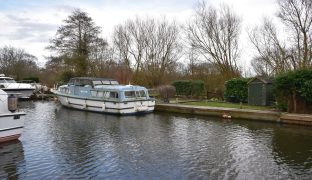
272, 125, 312, 174
2, 101, 311, 179
0, 140, 25, 179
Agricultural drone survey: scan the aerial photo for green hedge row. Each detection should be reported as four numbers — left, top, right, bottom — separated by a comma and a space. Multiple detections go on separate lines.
224, 78, 250, 103
172, 80, 205, 96
274, 69, 312, 104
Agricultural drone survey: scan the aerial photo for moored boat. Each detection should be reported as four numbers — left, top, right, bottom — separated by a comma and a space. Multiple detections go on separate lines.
0, 89, 26, 143
52, 77, 155, 115
0, 74, 35, 98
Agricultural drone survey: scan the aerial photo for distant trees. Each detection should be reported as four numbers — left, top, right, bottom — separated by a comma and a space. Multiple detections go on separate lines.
0, 46, 40, 80
47, 9, 107, 76
186, 2, 241, 80
113, 17, 182, 87
248, 19, 289, 76
278, 0, 312, 69
249, 0, 312, 75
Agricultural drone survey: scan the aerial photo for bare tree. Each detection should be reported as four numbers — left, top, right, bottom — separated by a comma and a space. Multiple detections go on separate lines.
144, 18, 182, 86
113, 17, 182, 87
0, 46, 39, 80
113, 24, 132, 70
278, 0, 312, 68
186, 2, 241, 79
248, 18, 291, 75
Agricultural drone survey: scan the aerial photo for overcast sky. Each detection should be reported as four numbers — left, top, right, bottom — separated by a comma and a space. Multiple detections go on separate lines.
0, 0, 278, 70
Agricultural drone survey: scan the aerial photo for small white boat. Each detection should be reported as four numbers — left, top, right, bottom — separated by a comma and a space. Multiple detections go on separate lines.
0, 89, 26, 143
52, 77, 155, 115
0, 74, 35, 98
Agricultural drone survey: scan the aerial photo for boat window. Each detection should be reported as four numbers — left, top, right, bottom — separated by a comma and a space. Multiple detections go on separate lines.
97, 91, 104, 97
110, 92, 118, 99
91, 90, 97, 97
60, 87, 69, 94
0, 79, 5, 83
110, 80, 119, 85
102, 80, 110, 85
103, 91, 110, 98
68, 79, 75, 85
5, 79, 16, 83
138, 90, 146, 97
80, 79, 92, 86
125, 91, 136, 98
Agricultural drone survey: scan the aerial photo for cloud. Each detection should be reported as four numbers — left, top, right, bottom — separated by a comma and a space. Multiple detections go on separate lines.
0, 14, 57, 42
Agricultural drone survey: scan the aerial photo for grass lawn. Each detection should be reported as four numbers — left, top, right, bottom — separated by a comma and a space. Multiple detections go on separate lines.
183, 101, 272, 111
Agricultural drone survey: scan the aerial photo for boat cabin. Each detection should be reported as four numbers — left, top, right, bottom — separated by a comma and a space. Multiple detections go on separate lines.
0, 76, 16, 84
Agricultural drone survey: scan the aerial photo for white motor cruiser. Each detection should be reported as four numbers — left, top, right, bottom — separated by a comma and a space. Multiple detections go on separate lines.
0, 89, 26, 143
53, 77, 155, 115
0, 74, 35, 98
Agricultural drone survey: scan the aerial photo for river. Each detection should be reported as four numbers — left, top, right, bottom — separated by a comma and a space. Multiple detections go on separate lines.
0, 101, 312, 179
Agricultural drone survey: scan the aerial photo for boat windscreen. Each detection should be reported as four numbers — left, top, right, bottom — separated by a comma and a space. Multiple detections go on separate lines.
125, 91, 136, 98
3, 79, 16, 83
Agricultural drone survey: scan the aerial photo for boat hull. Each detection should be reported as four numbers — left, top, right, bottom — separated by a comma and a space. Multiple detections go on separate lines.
0, 113, 26, 143
57, 94, 155, 115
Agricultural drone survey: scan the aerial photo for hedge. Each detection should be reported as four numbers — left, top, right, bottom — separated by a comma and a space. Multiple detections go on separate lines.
172, 80, 205, 97
274, 68, 312, 105
224, 78, 250, 103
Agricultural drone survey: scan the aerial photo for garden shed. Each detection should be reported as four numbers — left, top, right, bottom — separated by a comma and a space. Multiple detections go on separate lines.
248, 76, 274, 106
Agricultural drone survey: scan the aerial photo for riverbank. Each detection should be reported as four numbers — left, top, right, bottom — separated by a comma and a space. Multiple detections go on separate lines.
155, 103, 312, 126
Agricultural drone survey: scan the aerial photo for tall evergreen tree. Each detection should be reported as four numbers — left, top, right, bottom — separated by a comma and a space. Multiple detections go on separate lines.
48, 9, 106, 76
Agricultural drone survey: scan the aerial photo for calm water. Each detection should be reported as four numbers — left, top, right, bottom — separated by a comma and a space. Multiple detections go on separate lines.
1, 101, 312, 179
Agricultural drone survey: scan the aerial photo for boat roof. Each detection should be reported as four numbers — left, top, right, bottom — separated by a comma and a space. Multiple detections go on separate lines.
94, 85, 147, 91
70, 77, 117, 81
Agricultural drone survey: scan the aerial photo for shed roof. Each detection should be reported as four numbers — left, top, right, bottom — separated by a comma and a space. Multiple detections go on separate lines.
248, 76, 273, 84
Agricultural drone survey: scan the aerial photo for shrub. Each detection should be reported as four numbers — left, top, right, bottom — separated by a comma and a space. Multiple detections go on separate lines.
224, 78, 249, 103
172, 80, 205, 97
192, 80, 205, 97
22, 77, 40, 83
172, 80, 192, 96
274, 69, 312, 112
156, 85, 176, 103
301, 80, 312, 103
58, 71, 75, 83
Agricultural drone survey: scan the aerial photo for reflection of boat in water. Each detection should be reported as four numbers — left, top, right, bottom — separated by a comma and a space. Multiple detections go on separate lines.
52, 77, 155, 115
0, 140, 24, 179
0, 89, 26, 143
0, 74, 35, 99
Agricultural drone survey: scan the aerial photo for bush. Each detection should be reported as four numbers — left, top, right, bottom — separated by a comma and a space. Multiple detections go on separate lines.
172, 80, 192, 96
301, 80, 312, 103
156, 85, 176, 103
172, 80, 205, 97
274, 69, 312, 112
192, 80, 205, 97
224, 78, 250, 103
58, 71, 75, 83
22, 77, 40, 83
